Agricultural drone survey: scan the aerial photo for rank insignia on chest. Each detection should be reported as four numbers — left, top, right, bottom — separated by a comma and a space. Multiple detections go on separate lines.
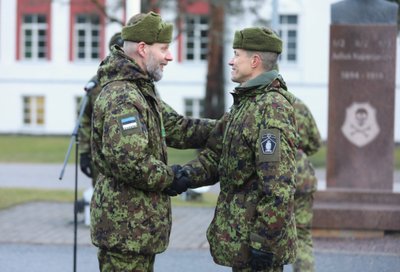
259, 128, 280, 162
121, 116, 138, 130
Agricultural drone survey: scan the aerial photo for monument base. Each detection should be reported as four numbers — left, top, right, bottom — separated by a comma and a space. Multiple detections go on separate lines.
312, 229, 384, 238
312, 189, 400, 231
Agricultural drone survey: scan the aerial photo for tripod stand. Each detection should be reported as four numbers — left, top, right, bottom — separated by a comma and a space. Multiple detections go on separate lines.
59, 93, 89, 272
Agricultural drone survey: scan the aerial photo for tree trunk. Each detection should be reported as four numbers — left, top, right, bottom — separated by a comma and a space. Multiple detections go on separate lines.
204, 1, 225, 119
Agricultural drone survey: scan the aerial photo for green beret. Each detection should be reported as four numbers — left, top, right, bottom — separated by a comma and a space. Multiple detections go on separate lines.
233, 27, 282, 53
122, 12, 173, 44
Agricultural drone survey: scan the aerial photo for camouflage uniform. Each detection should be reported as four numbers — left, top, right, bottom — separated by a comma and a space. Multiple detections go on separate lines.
292, 98, 321, 272
90, 45, 215, 270
98, 248, 155, 272
184, 70, 298, 271
78, 75, 101, 186
79, 32, 123, 186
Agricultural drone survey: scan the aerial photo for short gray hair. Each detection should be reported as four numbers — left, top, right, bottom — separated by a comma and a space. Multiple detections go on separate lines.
247, 51, 279, 71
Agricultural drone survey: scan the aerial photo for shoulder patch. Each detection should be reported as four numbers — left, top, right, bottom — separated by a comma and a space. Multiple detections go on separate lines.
259, 128, 280, 162
118, 114, 141, 135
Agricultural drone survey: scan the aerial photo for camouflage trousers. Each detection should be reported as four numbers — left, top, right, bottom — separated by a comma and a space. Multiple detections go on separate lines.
292, 192, 315, 272
97, 249, 155, 272
232, 265, 283, 272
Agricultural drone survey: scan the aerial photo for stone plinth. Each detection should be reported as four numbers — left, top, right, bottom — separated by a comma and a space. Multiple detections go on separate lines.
313, 189, 400, 231
315, 0, 399, 233
326, 24, 396, 191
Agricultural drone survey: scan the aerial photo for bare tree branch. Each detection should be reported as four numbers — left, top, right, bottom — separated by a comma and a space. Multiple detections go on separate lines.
90, 0, 124, 26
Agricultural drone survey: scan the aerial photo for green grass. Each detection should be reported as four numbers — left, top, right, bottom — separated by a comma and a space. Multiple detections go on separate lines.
0, 187, 217, 210
0, 188, 77, 210
309, 144, 400, 170
0, 135, 199, 164
1, 135, 398, 168
0, 135, 76, 163
395, 146, 400, 170
0, 135, 399, 210
309, 145, 327, 168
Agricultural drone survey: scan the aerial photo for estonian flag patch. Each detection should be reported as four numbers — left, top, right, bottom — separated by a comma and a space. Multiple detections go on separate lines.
121, 116, 138, 131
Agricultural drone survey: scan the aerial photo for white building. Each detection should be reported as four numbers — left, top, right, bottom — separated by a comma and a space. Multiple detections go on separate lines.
0, 0, 399, 142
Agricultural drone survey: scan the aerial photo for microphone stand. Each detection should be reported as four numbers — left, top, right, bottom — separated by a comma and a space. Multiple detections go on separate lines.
59, 93, 89, 272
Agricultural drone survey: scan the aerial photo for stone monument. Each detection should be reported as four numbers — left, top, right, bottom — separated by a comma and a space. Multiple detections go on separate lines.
313, 0, 400, 233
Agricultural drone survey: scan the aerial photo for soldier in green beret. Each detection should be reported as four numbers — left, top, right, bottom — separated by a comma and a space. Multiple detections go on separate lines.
177, 26, 299, 271
89, 12, 216, 271
291, 97, 321, 272
272, 63, 321, 272
79, 32, 124, 187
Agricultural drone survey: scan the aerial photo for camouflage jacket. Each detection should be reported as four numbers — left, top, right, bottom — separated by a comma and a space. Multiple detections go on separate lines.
293, 98, 321, 194
78, 75, 101, 155
90, 46, 215, 255
184, 70, 298, 267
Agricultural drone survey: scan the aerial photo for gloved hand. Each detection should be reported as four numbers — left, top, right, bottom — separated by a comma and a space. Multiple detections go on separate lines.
164, 165, 191, 196
171, 164, 183, 176
250, 247, 274, 271
80, 152, 92, 178
170, 175, 191, 194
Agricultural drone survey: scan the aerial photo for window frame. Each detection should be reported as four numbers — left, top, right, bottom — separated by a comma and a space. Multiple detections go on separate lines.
16, 0, 52, 61
69, 0, 106, 62
22, 95, 45, 126
73, 13, 101, 61
176, 0, 209, 63
279, 14, 298, 64
184, 97, 204, 118
183, 14, 209, 62
21, 14, 48, 60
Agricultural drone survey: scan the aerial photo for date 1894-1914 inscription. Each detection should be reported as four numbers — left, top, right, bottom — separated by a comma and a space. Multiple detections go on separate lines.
331, 36, 392, 81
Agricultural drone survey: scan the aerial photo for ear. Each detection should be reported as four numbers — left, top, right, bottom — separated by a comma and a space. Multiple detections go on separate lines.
137, 42, 147, 57
251, 54, 261, 68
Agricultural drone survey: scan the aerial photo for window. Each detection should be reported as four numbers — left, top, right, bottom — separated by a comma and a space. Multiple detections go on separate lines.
184, 98, 204, 117
70, 0, 106, 61
21, 14, 48, 60
17, 0, 51, 60
74, 14, 100, 60
184, 15, 209, 61
23, 96, 45, 126
279, 15, 298, 63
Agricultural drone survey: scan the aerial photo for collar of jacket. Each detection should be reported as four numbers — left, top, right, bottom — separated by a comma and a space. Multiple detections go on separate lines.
97, 46, 158, 99
232, 69, 279, 98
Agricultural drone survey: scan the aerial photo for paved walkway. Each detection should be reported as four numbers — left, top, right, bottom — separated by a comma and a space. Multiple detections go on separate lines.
0, 202, 214, 248
0, 163, 92, 190
0, 163, 400, 271
0, 201, 399, 272
1, 163, 399, 191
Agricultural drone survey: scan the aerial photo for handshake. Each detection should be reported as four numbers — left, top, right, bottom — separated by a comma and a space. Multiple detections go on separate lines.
163, 165, 192, 197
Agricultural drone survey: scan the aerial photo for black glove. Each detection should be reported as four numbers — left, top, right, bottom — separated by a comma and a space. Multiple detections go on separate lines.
164, 165, 191, 196
250, 248, 274, 271
170, 175, 191, 194
171, 164, 183, 176
80, 152, 92, 178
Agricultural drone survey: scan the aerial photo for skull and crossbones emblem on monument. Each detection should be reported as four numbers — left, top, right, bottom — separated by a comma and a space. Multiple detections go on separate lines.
341, 102, 380, 147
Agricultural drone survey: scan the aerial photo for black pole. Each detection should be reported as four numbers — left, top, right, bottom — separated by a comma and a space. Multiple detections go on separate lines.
59, 94, 89, 272
73, 135, 79, 272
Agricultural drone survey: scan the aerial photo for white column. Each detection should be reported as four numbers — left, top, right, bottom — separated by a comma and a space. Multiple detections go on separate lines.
51, 0, 69, 64
0, 0, 17, 64
271, 0, 279, 30
125, 0, 141, 22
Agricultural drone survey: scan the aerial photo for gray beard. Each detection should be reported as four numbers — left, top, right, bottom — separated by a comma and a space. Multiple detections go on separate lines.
146, 53, 163, 82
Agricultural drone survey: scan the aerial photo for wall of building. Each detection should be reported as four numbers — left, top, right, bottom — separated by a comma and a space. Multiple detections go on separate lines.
0, 0, 123, 135
0, 0, 399, 142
